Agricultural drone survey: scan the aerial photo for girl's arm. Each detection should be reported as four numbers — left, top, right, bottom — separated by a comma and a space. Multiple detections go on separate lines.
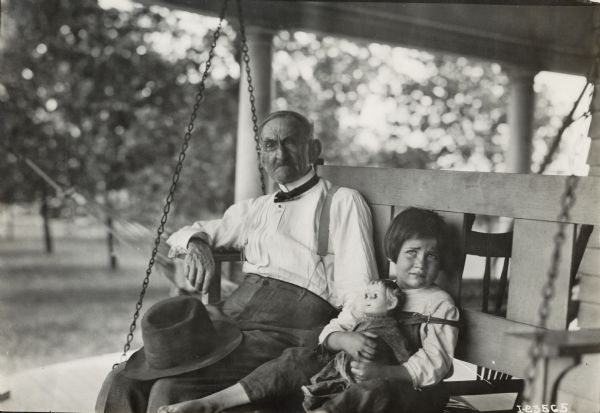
319, 295, 380, 361
402, 300, 459, 387
325, 331, 379, 361
349, 298, 459, 387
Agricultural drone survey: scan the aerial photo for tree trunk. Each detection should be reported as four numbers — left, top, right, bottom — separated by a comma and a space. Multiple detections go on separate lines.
106, 214, 118, 270
41, 184, 53, 254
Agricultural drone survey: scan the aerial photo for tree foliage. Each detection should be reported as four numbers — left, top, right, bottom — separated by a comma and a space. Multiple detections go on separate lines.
1, 0, 573, 232
1, 0, 239, 226
272, 32, 568, 173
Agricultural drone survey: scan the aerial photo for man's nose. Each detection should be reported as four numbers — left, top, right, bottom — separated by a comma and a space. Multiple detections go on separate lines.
274, 142, 289, 158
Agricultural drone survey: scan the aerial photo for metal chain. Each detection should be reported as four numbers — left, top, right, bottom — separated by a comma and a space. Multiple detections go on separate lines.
115, 0, 229, 367
236, 0, 266, 195
521, 174, 579, 403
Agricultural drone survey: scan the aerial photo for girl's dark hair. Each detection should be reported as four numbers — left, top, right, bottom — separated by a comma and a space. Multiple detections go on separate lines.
383, 207, 449, 270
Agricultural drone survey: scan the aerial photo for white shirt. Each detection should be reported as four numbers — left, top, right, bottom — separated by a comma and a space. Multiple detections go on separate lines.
166, 171, 378, 307
318, 284, 459, 387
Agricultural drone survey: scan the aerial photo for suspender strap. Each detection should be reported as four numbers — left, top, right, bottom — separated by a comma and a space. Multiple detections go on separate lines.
396, 311, 460, 328
317, 185, 340, 258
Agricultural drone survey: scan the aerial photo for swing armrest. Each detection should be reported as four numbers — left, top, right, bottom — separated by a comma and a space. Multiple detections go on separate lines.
205, 249, 243, 304
213, 249, 243, 263
509, 329, 600, 358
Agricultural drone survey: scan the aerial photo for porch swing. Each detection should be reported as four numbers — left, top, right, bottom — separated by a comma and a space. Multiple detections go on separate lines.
116, 0, 600, 411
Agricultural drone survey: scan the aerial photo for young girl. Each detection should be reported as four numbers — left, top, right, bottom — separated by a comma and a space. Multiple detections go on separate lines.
159, 208, 459, 413
308, 207, 460, 413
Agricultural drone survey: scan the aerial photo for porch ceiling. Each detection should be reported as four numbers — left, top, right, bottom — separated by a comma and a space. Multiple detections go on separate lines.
145, 1, 595, 76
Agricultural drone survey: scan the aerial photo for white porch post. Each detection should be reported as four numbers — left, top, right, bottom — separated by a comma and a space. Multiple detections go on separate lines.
506, 67, 536, 173
234, 26, 274, 202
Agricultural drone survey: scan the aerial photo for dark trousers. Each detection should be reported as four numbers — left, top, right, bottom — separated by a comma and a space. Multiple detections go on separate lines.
95, 274, 337, 413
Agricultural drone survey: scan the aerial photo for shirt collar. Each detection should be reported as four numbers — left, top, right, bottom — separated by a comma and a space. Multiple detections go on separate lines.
277, 169, 316, 193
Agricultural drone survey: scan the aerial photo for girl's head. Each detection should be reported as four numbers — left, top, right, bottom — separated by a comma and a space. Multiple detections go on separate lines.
383, 208, 448, 289
364, 279, 404, 314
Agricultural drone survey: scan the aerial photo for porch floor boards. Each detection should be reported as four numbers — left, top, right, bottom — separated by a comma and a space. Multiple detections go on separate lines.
0, 352, 119, 413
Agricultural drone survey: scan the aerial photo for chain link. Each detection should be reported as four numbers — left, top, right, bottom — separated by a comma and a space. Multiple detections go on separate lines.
115, 0, 229, 368
521, 174, 579, 403
236, 0, 266, 195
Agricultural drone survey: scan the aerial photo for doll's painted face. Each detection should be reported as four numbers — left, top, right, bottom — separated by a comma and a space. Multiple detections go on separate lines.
364, 283, 394, 315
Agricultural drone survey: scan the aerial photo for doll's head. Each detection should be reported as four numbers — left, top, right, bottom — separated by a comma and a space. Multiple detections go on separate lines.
363, 279, 404, 315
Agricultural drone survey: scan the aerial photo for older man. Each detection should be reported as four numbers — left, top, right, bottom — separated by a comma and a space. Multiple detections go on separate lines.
96, 110, 378, 413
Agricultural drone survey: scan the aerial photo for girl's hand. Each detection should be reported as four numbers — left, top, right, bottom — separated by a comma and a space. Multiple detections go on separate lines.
338, 331, 379, 361
350, 360, 392, 382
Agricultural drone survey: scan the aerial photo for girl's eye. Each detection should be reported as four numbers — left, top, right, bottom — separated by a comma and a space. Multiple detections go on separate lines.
405, 250, 417, 257
427, 253, 439, 261
373, 293, 378, 299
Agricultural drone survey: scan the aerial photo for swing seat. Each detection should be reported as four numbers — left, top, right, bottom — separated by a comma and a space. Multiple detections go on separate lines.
204, 165, 600, 412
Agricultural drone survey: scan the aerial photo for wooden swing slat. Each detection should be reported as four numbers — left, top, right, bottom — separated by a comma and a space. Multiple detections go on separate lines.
319, 166, 600, 225
579, 274, 600, 303
507, 219, 575, 330
369, 204, 393, 277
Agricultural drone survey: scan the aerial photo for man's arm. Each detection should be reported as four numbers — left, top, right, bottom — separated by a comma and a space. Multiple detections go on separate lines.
166, 197, 258, 292
329, 188, 379, 306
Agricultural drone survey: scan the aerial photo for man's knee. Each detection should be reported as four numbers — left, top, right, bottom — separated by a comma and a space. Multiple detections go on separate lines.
96, 363, 152, 413
147, 378, 180, 412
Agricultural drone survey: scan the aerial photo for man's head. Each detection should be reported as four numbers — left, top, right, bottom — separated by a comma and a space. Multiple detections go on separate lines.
258, 111, 322, 184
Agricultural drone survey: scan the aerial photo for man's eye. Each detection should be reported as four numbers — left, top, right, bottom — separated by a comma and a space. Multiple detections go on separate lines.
262, 140, 276, 150
282, 139, 298, 150
427, 253, 439, 261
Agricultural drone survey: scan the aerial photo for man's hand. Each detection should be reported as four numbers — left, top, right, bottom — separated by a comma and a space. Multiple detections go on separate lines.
184, 238, 215, 294
329, 331, 379, 361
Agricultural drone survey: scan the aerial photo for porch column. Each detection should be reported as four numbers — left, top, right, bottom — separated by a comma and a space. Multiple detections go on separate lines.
506, 67, 536, 173
235, 26, 274, 202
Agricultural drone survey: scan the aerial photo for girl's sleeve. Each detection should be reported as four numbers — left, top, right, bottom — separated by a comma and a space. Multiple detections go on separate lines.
318, 292, 364, 344
402, 299, 460, 388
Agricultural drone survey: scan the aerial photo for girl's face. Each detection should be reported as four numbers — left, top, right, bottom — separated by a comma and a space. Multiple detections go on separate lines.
394, 236, 440, 289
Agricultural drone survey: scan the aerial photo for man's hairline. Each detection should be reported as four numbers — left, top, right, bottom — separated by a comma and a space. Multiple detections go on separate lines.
258, 111, 314, 142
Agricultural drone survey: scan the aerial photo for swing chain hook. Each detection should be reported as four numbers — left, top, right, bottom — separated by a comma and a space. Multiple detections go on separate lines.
237, 0, 267, 195
522, 174, 579, 403
115, 0, 229, 368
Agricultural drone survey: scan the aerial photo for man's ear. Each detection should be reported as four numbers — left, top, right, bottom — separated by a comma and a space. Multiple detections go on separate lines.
308, 139, 322, 165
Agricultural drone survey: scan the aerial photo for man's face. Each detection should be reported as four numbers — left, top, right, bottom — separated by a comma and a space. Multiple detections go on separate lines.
259, 116, 311, 184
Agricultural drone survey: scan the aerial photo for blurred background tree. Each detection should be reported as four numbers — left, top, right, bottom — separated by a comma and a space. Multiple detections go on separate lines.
0, 0, 582, 253
1, 0, 240, 254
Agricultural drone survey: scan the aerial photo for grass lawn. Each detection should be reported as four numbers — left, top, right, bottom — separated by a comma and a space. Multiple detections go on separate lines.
0, 225, 173, 377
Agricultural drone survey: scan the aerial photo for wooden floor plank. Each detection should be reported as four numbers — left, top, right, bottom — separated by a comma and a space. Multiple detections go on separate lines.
0, 353, 120, 412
